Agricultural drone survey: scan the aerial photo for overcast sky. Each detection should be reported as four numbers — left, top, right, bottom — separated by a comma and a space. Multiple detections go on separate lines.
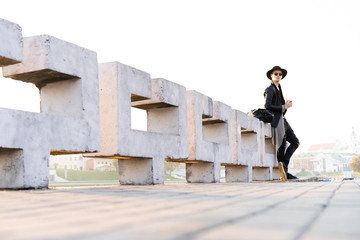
1, 0, 360, 152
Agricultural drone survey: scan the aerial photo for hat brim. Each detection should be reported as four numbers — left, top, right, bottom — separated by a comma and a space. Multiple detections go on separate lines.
267, 68, 287, 80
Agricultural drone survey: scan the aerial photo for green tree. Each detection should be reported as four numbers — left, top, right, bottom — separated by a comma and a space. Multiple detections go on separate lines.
165, 162, 178, 175
350, 155, 360, 172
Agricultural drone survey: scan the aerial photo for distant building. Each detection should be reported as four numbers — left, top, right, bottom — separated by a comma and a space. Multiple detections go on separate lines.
290, 128, 360, 173
83, 157, 116, 171
50, 154, 84, 170
50, 154, 116, 171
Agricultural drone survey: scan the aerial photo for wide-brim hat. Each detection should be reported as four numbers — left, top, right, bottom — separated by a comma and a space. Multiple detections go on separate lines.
266, 66, 287, 80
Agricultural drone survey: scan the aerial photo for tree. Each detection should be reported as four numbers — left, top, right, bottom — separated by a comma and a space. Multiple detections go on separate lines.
350, 155, 360, 172
165, 162, 179, 175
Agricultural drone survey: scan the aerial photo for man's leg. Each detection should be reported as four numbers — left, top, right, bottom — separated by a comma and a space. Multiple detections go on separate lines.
277, 136, 286, 163
277, 137, 287, 181
283, 119, 300, 179
283, 119, 300, 168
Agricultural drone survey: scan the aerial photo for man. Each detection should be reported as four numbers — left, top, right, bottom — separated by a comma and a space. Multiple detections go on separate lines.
264, 66, 300, 181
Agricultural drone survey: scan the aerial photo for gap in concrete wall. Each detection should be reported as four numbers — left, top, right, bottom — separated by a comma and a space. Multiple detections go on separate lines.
0, 68, 40, 112
131, 107, 147, 131
165, 162, 186, 182
49, 154, 119, 187
221, 166, 226, 180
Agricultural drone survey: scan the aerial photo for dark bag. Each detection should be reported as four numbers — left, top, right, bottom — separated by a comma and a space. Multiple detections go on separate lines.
250, 108, 273, 123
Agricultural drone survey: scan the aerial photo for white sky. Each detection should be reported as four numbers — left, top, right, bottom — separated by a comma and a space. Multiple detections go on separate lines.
1, 0, 360, 152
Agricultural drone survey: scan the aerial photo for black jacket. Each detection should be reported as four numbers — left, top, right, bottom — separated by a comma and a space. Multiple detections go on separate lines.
264, 83, 286, 128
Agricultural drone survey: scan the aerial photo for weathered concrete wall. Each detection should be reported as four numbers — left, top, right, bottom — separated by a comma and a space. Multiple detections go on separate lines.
88, 62, 188, 184
185, 91, 233, 183
229, 110, 260, 182
230, 110, 278, 182
0, 17, 278, 188
0, 20, 100, 189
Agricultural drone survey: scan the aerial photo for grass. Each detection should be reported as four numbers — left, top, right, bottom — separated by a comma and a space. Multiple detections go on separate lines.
295, 171, 312, 177
165, 174, 186, 182
321, 172, 342, 177
54, 169, 119, 181
52, 169, 186, 184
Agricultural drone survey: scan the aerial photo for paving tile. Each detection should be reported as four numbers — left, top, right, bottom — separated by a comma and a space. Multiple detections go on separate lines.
0, 181, 359, 239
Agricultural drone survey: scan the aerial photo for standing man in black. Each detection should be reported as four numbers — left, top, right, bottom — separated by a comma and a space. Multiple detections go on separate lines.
264, 66, 300, 180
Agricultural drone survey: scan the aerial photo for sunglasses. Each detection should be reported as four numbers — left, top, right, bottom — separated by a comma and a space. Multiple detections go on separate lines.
273, 73, 282, 76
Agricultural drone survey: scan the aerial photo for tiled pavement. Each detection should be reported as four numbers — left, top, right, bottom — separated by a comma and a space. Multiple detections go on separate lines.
0, 180, 359, 240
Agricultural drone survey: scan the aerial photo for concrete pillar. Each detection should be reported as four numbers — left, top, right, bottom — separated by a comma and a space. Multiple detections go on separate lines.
1, 32, 100, 189
185, 91, 233, 183
88, 62, 188, 184
225, 165, 251, 183
252, 166, 271, 181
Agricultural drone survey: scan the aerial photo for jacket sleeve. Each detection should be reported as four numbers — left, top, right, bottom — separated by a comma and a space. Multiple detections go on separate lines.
264, 87, 284, 113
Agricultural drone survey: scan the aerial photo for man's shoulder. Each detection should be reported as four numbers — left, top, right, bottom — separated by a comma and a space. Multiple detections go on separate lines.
265, 84, 276, 93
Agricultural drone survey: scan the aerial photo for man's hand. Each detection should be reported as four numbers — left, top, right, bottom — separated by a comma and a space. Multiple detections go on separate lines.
285, 100, 293, 109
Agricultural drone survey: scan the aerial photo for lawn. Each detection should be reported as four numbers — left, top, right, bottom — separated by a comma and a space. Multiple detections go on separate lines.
54, 169, 119, 181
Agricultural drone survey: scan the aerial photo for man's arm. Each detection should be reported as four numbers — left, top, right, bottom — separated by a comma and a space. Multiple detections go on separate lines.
264, 87, 284, 113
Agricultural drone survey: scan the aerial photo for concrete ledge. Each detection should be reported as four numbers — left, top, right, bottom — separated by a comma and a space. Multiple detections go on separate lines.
3, 35, 84, 88
0, 18, 22, 67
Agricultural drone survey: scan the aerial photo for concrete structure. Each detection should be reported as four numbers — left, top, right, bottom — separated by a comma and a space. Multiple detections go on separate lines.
229, 110, 278, 182
0, 18, 23, 67
0, 19, 100, 189
0, 17, 278, 187
184, 91, 233, 183
88, 62, 188, 184
227, 110, 260, 182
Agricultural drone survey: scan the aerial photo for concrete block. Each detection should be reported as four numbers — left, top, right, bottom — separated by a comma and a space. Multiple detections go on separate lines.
225, 165, 251, 182
89, 62, 188, 184
0, 35, 100, 189
0, 18, 23, 67
185, 91, 233, 183
252, 166, 271, 181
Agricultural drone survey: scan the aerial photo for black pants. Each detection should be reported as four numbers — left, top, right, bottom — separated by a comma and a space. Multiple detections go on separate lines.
277, 118, 300, 172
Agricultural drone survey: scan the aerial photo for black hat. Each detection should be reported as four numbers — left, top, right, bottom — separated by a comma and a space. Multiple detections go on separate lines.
266, 66, 287, 80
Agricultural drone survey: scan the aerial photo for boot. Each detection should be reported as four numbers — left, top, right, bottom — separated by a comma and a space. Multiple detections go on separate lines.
278, 162, 287, 181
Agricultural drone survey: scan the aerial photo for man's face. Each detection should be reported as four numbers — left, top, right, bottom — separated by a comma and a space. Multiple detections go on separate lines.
271, 70, 283, 82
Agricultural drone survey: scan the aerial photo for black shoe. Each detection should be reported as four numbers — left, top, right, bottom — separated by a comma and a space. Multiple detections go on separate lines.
287, 173, 298, 180
278, 162, 287, 181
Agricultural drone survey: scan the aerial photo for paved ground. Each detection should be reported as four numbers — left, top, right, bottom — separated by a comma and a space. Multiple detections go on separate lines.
1, 180, 359, 240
